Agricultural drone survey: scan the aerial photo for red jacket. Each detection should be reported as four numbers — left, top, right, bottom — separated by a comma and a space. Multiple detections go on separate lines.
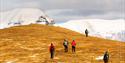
49, 44, 55, 52
71, 40, 76, 46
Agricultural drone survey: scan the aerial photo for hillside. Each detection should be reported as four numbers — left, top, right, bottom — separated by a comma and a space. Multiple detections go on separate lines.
0, 24, 125, 63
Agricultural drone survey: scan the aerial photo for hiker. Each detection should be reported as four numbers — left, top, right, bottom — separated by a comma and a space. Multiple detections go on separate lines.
63, 39, 69, 52
71, 40, 76, 53
103, 51, 109, 63
85, 29, 89, 37
49, 43, 55, 59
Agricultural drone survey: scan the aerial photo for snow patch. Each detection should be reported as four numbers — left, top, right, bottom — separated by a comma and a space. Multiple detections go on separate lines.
5, 61, 14, 63
29, 54, 39, 58
95, 56, 103, 60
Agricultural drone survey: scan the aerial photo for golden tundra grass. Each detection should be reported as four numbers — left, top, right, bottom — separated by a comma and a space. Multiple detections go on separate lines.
0, 24, 125, 63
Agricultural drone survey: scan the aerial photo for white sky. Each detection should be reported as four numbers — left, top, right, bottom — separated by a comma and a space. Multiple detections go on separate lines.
0, 0, 125, 22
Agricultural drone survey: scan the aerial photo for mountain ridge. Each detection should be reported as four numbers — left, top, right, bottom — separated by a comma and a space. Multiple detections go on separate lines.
1, 8, 124, 42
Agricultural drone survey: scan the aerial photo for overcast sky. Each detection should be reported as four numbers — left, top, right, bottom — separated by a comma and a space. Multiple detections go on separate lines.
0, 0, 125, 22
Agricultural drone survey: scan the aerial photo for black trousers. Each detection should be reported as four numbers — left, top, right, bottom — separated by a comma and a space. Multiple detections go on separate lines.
86, 33, 88, 37
50, 51, 54, 59
64, 45, 68, 52
72, 46, 75, 52
104, 60, 108, 63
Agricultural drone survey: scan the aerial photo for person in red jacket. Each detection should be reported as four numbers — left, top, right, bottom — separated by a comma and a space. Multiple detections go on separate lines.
71, 40, 76, 53
49, 43, 55, 59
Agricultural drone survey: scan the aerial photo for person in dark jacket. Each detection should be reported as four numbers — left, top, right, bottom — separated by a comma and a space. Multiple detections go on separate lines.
49, 43, 55, 59
63, 39, 69, 52
71, 40, 76, 53
103, 51, 109, 63
85, 29, 89, 37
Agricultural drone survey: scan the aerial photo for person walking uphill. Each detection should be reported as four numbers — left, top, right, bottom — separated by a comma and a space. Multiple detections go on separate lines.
85, 29, 89, 37
49, 43, 55, 59
71, 40, 76, 53
63, 39, 69, 52
103, 51, 109, 63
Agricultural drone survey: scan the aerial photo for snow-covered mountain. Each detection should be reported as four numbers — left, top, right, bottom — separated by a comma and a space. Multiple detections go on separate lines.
56, 19, 125, 42
0, 8, 124, 42
0, 8, 53, 29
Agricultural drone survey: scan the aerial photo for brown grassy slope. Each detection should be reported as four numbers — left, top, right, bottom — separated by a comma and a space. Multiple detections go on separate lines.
0, 24, 125, 63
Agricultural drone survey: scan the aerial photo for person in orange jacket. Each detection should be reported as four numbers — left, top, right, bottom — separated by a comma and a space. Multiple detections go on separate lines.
71, 40, 76, 53
49, 43, 55, 59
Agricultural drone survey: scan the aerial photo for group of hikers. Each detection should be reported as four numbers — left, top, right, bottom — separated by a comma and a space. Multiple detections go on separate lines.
49, 39, 76, 59
63, 39, 76, 53
49, 29, 109, 63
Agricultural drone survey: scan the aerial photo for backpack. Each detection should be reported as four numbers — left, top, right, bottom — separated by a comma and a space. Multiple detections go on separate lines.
50, 46, 54, 51
103, 53, 109, 60
64, 41, 68, 46
85, 30, 88, 34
